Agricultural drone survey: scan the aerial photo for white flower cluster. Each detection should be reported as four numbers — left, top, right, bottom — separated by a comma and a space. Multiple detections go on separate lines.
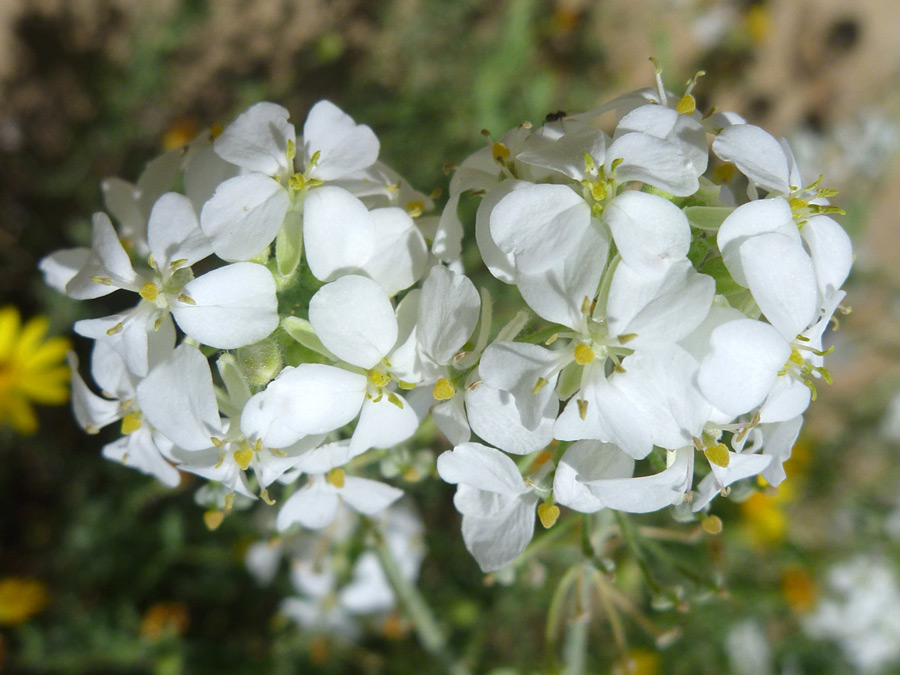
40, 72, 852, 574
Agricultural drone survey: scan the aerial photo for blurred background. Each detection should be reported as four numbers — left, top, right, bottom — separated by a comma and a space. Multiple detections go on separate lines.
2, 0, 900, 672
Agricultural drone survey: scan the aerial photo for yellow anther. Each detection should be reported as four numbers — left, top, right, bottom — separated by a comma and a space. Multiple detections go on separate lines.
545, 333, 558, 345
153, 317, 164, 331
492, 142, 511, 163
139, 282, 159, 302
580, 295, 592, 315
387, 391, 404, 409
574, 343, 595, 365
176, 293, 195, 306
210, 437, 224, 448
148, 254, 157, 270
209, 124, 224, 140
169, 258, 188, 270
106, 321, 124, 336
85, 424, 100, 435
589, 180, 607, 202
203, 510, 224, 531
532, 377, 549, 395
537, 503, 560, 529
583, 152, 596, 174
289, 172, 307, 190
406, 200, 425, 218
701, 515, 723, 535
675, 93, 696, 115
617, 333, 638, 345
788, 349, 805, 366
224, 493, 235, 511
396, 380, 417, 390
309, 150, 321, 168
789, 197, 808, 211
120, 412, 142, 435
326, 468, 346, 489
433, 377, 456, 401
704, 443, 730, 468
260, 488, 276, 505
577, 398, 589, 420
402, 466, 421, 482
368, 369, 392, 388
233, 448, 254, 471
286, 139, 296, 161
214, 451, 226, 469
90, 276, 112, 286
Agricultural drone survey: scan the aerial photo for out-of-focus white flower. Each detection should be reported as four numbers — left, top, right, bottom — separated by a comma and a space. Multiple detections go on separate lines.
804, 557, 900, 673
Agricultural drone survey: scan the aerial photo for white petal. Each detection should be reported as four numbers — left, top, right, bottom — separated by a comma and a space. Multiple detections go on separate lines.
465, 381, 556, 455
692, 451, 773, 511
460, 493, 537, 572
431, 394, 471, 446
606, 259, 714, 346
759, 375, 811, 423
75, 306, 175, 378
340, 476, 404, 515
361, 207, 428, 295
717, 198, 797, 287
214, 101, 294, 175
517, 222, 609, 329
553, 440, 635, 513
349, 393, 419, 454
697, 319, 790, 417
39, 248, 96, 297
712, 124, 791, 195
478, 341, 563, 430
173, 262, 278, 349
241, 364, 366, 446
759, 416, 803, 486
615, 104, 708, 177
417, 265, 480, 365
183, 143, 240, 210
490, 183, 591, 273
200, 173, 290, 261
603, 191, 690, 274
277, 479, 340, 531
137, 344, 221, 450
147, 192, 212, 268
606, 133, 698, 196
554, 367, 655, 459
304, 100, 379, 180
582, 447, 692, 513
69, 360, 121, 432
474, 181, 526, 283
740, 232, 818, 339
517, 122, 607, 180
102, 425, 181, 488
800, 215, 853, 296
309, 275, 397, 369
290, 439, 358, 475
302, 186, 376, 281
436, 442, 528, 495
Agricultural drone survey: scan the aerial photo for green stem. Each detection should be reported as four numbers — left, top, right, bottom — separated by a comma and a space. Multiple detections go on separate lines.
372, 525, 469, 675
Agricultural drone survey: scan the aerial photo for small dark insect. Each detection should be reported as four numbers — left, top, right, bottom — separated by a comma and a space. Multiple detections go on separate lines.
544, 110, 567, 123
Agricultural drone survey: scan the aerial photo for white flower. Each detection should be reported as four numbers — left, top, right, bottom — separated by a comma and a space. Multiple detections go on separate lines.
68, 342, 180, 487
43, 194, 278, 374
436, 442, 545, 572
805, 557, 900, 673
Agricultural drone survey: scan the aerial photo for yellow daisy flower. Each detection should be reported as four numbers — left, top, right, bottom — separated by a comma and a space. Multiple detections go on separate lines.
0, 306, 71, 435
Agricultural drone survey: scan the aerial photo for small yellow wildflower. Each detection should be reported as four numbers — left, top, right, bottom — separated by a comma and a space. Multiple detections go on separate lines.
0, 577, 50, 626
0, 306, 71, 435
